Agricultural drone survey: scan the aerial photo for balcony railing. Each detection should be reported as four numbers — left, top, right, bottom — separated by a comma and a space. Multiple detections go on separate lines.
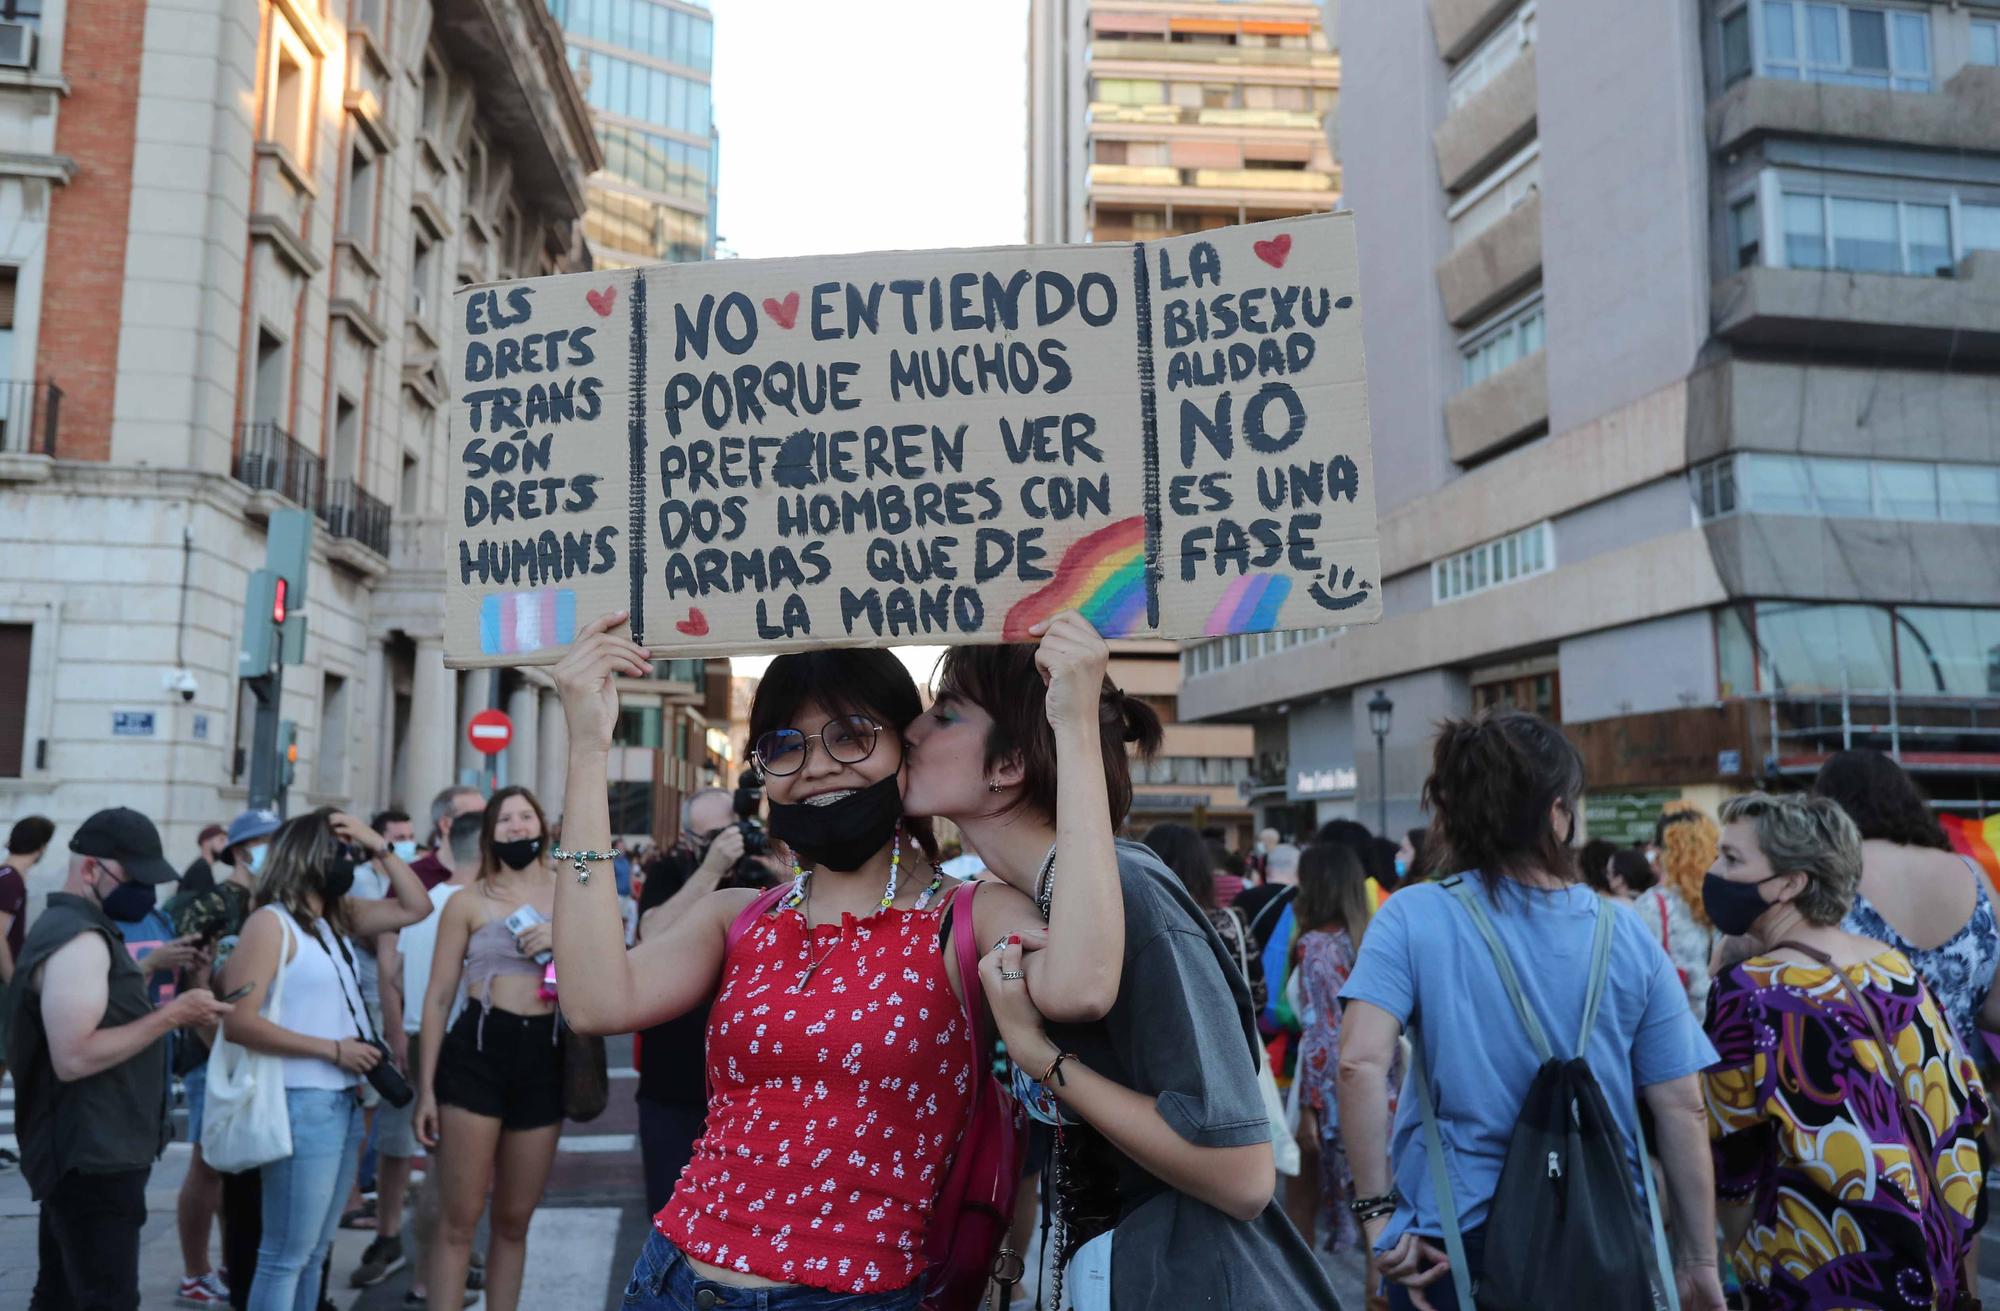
1088, 39, 1336, 70
0, 379, 61, 456
321, 478, 392, 556
234, 421, 324, 510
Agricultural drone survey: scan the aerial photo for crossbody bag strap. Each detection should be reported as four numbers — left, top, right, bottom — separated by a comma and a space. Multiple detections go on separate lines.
1774, 940, 1941, 1215
1441, 877, 1554, 1063
313, 926, 376, 1045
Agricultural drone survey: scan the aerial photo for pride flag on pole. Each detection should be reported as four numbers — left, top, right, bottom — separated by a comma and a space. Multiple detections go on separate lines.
1940, 814, 2000, 895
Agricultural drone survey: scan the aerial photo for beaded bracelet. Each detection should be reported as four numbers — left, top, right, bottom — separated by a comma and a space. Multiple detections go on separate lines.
1353, 1201, 1396, 1224
551, 845, 617, 886
1346, 1191, 1398, 1217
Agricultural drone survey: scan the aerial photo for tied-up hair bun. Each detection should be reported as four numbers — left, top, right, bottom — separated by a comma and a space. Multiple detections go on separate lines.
1100, 684, 1165, 752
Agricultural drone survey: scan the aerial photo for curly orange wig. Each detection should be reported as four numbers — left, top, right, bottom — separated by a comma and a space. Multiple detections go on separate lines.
1656, 800, 1719, 928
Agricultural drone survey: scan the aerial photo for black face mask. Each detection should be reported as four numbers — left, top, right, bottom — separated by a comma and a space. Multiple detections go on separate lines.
767, 774, 904, 873
321, 859, 357, 902
493, 837, 543, 871
95, 868, 157, 923
1702, 871, 1789, 937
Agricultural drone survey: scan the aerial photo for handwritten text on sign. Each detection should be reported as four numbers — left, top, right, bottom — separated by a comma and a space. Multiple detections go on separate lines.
444, 213, 1377, 666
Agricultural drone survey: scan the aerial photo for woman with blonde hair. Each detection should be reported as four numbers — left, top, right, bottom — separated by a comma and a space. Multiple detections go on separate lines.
1634, 800, 1722, 1012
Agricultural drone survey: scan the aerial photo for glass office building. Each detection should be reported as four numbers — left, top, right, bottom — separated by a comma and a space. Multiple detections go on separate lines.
548, 0, 717, 266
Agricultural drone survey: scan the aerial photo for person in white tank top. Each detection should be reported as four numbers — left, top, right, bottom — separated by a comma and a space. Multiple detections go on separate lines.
215, 809, 432, 1311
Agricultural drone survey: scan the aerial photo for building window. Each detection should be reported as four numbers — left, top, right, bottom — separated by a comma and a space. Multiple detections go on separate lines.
1432, 521, 1554, 605
1459, 295, 1544, 387
0, 265, 17, 380
253, 329, 286, 427
1737, 1, 1932, 91
411, 230, 437, 321
343, 145, 375, 243
1974, 19, 2000, 65
1093, 77, 1167, 106
420, 57, 444, 135
266, 40, 311, 161
1447, 3, 1536, 110
1729, 194, 1761, 268
1964, 202, 2000, 255
0, 622, 28, 777
400, 449, 421, 511
570, 45, 712, 136
1691, 453, 2000, 523
319, 673, 349, 795
1448, 144, 1540, 246
1779, 190, 1955, 275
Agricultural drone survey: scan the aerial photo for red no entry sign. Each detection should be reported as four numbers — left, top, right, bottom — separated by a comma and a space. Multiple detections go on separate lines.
467, 708, 513, 756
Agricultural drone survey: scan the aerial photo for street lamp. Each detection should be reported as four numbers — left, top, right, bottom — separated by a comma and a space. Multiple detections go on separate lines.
1368, 689, 1394, 837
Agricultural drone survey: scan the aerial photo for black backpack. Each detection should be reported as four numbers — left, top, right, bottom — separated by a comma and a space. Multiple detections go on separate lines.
1411, 877, 1676, 1311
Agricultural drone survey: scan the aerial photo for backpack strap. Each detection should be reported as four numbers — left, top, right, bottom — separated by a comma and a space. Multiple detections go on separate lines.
1440, 877, 1554, 1063
1410, 1037, 1477, 1310
1575, 897, 1616, 1057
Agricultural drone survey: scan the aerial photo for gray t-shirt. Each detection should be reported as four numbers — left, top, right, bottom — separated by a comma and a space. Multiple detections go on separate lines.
1044, 842, 1340, 1309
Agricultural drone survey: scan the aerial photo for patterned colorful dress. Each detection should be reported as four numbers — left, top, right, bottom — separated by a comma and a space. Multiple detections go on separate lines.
1703, 949, 1989, 1310
1296, 926, 1398, 1253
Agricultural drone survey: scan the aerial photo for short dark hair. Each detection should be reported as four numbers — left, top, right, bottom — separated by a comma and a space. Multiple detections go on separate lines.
1580, 838, 1618, 894
749, 648, 940, 863
1609, 847, 1657, 895
1813, 749, 1950, 851
7, 815, 53, 856
1143, 822, 1215, 909
1422, 708, 1583, 897
370, 808, 411, 834
934, 644, 1163, 830
1295, 842, 1371, 942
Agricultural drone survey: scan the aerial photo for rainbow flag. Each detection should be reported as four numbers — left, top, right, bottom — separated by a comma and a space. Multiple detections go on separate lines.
1002, 517, 1147, 640
479, 587, 577, 656
1941, 814, 2000, 895
1205, 574, 1291, 636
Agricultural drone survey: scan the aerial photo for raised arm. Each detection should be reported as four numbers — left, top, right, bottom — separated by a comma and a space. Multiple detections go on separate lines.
550, 611, 748, 1035
336, 812, 433, 937
1023, 612, 1124, 1021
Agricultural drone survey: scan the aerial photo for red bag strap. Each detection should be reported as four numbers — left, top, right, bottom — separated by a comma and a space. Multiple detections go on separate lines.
950, 880, 986, 1054
726, 883, 791, 953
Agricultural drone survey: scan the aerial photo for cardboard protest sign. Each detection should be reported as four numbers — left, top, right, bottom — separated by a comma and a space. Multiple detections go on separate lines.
445, 212, 1377, 666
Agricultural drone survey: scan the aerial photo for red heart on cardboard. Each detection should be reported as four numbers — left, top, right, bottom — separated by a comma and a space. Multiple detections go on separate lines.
585, 285, 617, 317
763, 292, 800, 329
1253, 234, 1292, 269
674, 607, 709, 637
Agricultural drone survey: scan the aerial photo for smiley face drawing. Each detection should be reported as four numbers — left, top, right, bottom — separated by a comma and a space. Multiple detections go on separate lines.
1307, 564, 1374, 612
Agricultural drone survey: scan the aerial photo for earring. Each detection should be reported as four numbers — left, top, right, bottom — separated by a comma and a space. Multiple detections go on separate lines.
987, 780, 1002, 793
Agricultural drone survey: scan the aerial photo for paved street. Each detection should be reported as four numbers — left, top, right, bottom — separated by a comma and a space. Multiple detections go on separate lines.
1, 1037, 1994, 1310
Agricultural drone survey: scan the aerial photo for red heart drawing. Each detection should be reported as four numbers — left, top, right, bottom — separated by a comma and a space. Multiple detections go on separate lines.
1253, 234, 1293, 269
585, 285, 617, 317
674, 607, 709, 637
763, 292, 800, 329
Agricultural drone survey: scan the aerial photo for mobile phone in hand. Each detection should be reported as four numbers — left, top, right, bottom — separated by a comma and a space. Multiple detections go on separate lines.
219, 981, 254, 1003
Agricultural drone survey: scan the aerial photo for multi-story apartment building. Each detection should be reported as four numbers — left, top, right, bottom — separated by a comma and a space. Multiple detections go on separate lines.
1028, 0, 1340, 245
1028, 0, 1338, 842
548, 0, 714, 265
1181, 0, 2000, 839
0, 0, 599, 897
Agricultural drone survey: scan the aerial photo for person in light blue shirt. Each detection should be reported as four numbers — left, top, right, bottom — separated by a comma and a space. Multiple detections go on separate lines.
1335, 709, 1727, 1311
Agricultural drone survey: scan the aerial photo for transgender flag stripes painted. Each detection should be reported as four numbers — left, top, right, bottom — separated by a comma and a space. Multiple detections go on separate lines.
1204, 574, 1292, 636
480, 588, 578, 657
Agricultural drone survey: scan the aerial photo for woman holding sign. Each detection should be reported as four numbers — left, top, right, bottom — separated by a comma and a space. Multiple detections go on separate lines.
549, 610, 1130, 1310
899, 624, 1342, 1310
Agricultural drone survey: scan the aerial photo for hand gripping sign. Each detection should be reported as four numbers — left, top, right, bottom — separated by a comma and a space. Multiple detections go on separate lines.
445, 212, 1378, 666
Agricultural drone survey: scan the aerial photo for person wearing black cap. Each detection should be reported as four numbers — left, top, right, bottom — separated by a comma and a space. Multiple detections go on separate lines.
2, 806, 236, 1311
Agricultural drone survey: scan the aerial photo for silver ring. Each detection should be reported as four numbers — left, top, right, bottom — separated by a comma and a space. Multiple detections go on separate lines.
999, 968, 1027, 982
992, 937, 1010, 955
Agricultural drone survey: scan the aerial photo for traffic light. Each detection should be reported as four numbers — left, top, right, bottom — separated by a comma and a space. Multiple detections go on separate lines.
237, 510, 314, 677
279, 720, 299, 790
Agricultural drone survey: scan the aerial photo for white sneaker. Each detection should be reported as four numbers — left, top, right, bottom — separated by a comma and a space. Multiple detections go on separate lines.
176, 1271, 231, 1306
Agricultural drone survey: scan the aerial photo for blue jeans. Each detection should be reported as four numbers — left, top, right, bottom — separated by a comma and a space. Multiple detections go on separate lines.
621, 1232, 923, 1311
248, 1088, 364, 1311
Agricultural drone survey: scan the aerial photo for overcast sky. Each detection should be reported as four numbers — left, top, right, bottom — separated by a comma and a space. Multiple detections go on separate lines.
708, 0, 1029, 686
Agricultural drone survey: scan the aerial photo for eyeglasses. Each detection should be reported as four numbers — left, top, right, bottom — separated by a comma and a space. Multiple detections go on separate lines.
753, 715, 881, 778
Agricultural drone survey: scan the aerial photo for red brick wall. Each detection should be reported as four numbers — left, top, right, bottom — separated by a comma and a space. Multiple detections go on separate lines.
35, 0, 145, 462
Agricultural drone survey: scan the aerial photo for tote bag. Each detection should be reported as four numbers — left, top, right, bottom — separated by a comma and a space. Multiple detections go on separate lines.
201, 908, 295, 1173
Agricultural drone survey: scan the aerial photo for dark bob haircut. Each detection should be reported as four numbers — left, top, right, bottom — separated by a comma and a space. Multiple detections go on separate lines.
749, 649, 941, 863
934, 644, 1163, 830
1813, 749, 1949, 851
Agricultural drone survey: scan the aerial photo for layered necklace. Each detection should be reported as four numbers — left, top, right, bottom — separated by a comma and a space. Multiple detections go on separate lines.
782, 824, 945, 993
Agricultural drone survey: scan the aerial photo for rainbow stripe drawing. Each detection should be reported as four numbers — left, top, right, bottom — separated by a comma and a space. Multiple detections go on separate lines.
1002, 517, 1147, 640
480, 587, 578, 656
1205, 574, 1292, 636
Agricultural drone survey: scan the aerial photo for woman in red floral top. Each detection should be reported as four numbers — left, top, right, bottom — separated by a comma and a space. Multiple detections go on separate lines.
546, 611, 1129, 1310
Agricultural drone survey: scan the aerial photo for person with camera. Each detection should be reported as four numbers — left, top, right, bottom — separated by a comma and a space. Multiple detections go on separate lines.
214, 808, 430, 1311
630, 787, 784, 1215
413, 786, 567, 1311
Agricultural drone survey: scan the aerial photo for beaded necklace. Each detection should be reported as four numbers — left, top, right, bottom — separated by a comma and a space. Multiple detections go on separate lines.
781, 824, 945, 992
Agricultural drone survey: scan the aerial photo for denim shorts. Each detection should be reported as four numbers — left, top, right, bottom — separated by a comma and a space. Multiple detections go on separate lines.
184, 1066, 208, 1143
621, 1231, 923, 1311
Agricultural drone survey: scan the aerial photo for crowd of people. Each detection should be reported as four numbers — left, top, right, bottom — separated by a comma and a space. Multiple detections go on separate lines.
2, 605, 1997, 1311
